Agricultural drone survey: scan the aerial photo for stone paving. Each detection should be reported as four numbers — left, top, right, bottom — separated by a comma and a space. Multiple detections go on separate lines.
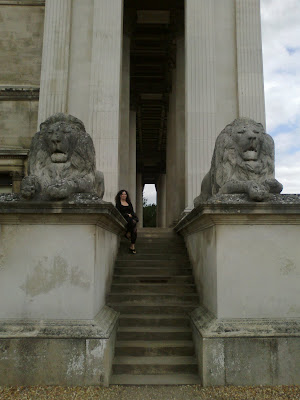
0, 385, 299, 400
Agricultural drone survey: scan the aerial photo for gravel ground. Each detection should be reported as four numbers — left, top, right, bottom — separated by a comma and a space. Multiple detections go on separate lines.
0, 385, 299, 400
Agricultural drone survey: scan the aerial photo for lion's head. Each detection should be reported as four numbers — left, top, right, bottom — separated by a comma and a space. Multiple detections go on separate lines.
23, 113, 104, 200
211, 118, 275, 195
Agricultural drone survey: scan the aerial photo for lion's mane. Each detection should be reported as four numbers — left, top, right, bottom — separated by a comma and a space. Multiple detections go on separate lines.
196, 118, 278, 204
24, 113, 104, 200
210, 118, 275, 195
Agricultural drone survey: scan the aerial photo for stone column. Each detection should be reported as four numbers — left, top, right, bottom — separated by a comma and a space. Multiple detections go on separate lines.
184, 0, 217, 210
166, 68, 176, 227
67, 0, 94, 123
38, 0, 72, 125
156, 174, 166, 228
88, 0, 123, 202
175, 35, 185, 219
136, 173, 144, 228
129, 111, 136, 210
166, 35, 185, 225
118, 35, 130, 191
236, 0, 266, 127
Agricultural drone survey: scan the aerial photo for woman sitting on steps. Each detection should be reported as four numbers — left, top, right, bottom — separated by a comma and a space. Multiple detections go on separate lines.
115, 189, 138, 254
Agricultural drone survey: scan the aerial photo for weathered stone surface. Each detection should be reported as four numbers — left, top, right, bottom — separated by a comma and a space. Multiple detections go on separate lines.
0, 98, 38, 148
0, 307, 119, 386
0, 5, 44, 86
176, 199, 300, 320
190, 306, 300, 386
21, 113, 105, 201
194, 118, 283, 205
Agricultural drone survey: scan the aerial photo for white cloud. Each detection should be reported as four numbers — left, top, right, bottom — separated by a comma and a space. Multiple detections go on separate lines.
261, 0, 300, 193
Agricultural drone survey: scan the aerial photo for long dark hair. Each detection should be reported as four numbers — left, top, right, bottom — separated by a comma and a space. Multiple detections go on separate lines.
115, 189, 132, 207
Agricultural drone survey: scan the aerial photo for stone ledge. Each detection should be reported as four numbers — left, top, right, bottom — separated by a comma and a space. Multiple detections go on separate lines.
0, 86, 40, 100
0, 306, 119, 340
0, 194, 127, 233
175, 194, 300, 234
0, 0, 44, 5
190, 306, 300, 338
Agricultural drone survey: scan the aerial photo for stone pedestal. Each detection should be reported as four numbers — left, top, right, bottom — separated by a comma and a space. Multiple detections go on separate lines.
176, 195, 300, 386
0, 199, 126, 385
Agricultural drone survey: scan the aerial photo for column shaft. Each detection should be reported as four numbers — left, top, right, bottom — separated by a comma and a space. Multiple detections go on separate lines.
185, 0, 217, 210
129, 111, 136, 210
166, 68, 177, 226
236, 0, 266, 126
88, 0, 123, 202
175, 36, 185, 217
67, 0, 94, 123
136, 173, 143, 228
38, 0, 72, 125
156, 174, 166, 228
119, 35, 130, 191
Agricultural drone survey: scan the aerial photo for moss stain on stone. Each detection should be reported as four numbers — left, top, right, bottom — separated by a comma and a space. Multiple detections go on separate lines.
20, 255, 90, 297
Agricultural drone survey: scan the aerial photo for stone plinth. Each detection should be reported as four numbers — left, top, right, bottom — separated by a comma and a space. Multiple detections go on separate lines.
190, 306, 300, 386
175, 194, 300, 386
0, 196, 126, 385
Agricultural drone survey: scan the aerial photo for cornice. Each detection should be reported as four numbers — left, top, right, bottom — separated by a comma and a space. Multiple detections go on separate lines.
0, 86, 39, 101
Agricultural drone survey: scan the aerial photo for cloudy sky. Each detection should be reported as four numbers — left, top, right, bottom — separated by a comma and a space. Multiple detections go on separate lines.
144, 0, 300, 204
261, 0, 300, 194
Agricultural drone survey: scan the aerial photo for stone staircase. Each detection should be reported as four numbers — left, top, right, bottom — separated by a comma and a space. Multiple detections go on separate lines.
107, 228, 201, 385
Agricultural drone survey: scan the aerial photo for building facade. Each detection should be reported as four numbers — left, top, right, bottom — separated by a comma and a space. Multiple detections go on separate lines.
0, 0, 265, 221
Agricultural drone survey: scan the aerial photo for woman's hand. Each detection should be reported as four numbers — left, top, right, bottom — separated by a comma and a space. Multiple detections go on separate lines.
128, 214, 132, 218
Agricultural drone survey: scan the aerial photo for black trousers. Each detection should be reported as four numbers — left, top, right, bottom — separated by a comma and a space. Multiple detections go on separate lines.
126, 217, 137, 244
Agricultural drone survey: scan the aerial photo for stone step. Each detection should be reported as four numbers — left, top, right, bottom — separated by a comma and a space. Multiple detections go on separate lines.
107, 293, 199, 305
115, 340, 194, 356
112, 275, 195, 284
117, 253, 189, 261
112, 356, 198, 375
118, 246, 186, 254
110, 373, 201, 385
117, 326, 192, 341
115, 260, 190, 267
121, 235, 184, 243
136, 238, 184, 244
111, 284, 197, 294
110, 304, 197, 314
114, 267, 192, 276
119, 314, 190, 327
137, 229, 177, 237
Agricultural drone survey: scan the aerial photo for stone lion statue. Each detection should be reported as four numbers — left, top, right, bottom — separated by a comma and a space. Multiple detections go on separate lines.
21, 113, 105, 201
194, 118, 283, 206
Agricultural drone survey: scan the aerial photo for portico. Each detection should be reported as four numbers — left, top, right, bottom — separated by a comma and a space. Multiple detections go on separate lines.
37, 0, 265, 223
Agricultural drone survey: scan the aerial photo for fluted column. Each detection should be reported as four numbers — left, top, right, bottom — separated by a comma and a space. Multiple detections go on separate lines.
236, 0, 266, 127
129, 111, 136, 210
156, 174, 166, 228
38, 0, 72, 125
175, 35, 185, 218
119, 35, 130, 191
136, 173, 144, 228
88, 0, 123, 202
185, 0, 217, 210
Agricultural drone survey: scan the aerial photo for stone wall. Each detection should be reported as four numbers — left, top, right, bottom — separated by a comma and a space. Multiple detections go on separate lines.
0, 3, 44, 146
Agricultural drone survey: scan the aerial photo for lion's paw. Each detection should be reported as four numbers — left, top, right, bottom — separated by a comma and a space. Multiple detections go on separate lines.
47, 181, 72, 200
248, 182, 267, 202
21, 176, 39, 199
